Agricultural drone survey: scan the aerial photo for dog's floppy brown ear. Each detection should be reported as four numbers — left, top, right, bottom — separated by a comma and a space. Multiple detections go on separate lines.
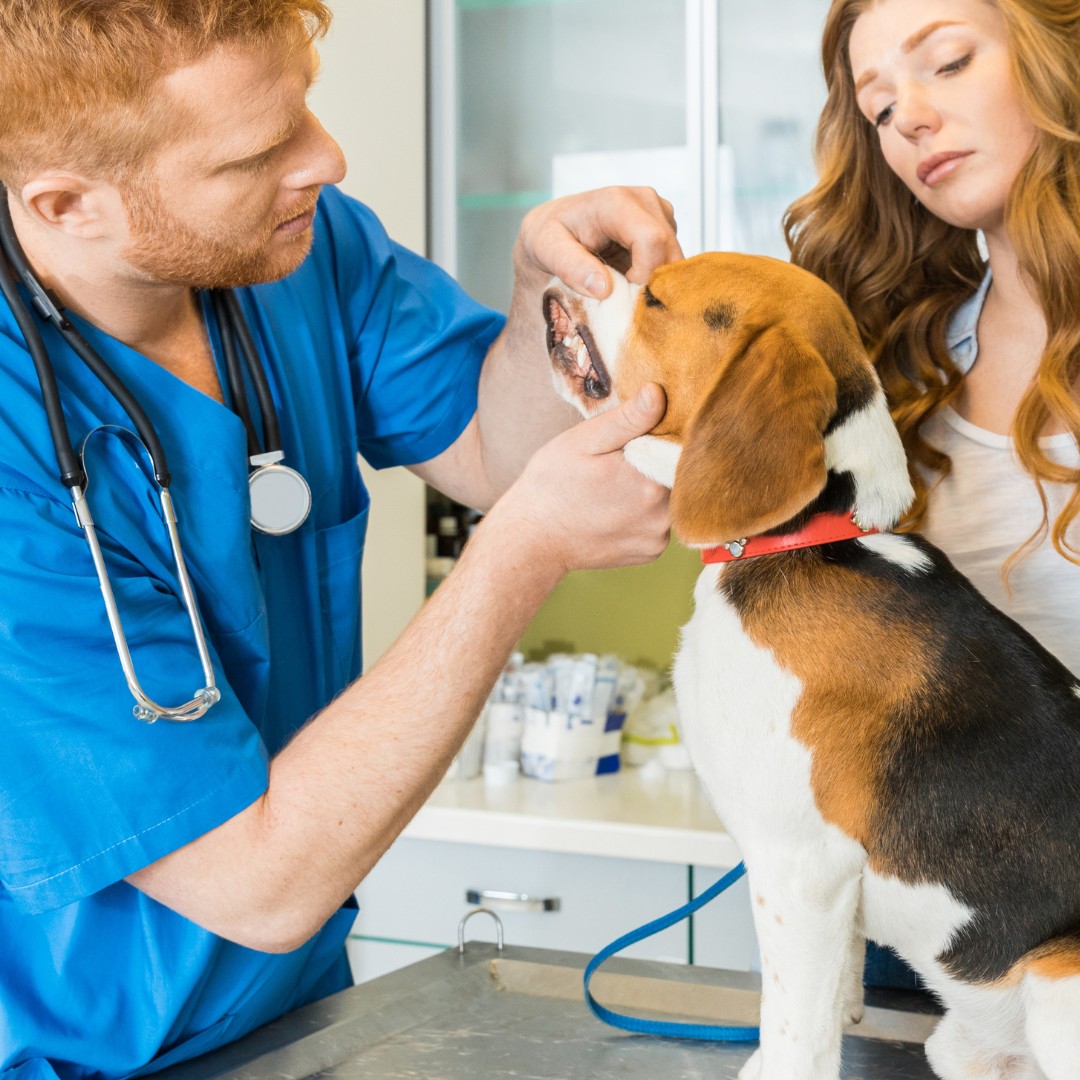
671, 323, 838, 546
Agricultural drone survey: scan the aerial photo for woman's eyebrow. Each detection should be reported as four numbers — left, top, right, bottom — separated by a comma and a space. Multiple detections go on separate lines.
854, 20, 965, 96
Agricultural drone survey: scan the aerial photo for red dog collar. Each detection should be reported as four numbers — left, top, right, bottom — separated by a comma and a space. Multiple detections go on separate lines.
701, 511, 876, 564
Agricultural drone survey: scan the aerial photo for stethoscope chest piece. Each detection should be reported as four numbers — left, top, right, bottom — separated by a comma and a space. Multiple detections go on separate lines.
249, 457, 312, 536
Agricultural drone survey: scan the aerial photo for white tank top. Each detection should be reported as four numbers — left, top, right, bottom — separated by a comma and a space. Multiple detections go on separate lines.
918, 270, 1080, 674
920, 407, 1080, 674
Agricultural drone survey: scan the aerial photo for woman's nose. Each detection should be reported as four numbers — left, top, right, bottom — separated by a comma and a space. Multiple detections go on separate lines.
892, 86, 941, 141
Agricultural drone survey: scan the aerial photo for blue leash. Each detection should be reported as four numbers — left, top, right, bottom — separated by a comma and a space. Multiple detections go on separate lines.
583, 860, 761, 1042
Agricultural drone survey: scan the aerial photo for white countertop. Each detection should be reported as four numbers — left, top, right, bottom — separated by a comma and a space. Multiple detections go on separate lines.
403, 766, 743, 869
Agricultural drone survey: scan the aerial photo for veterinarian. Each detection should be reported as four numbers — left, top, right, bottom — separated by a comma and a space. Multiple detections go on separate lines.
785, 0, 1080, 987
0, 3, 680, 1077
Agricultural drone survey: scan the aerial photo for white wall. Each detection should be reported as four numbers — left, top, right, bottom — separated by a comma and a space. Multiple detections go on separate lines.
309, 3, 428, 666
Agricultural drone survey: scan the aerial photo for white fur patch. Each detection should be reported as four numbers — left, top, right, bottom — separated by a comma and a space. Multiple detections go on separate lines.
624, 435, 681, 488
824, 390, 914, 531
855, 532, 933, 573
576, 275, 641, 389
861, 870, 974, 976
1022, 971, 1080, 1075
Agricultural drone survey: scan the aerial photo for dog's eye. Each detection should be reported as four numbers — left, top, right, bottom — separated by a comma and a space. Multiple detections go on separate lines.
643, 287, 665, 309
704, 303, 735, 331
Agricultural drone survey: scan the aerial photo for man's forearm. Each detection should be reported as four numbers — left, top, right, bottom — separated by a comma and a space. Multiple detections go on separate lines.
128, 503, 564, 952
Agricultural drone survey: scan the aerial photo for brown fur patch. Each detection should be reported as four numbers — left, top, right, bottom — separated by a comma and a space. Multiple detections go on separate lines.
613, 253, 877, 545
1013, 938, 1080, 983
721, 552, 932, 846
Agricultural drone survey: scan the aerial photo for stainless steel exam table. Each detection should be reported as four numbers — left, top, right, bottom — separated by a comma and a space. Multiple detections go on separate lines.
155, 942, 941, 1079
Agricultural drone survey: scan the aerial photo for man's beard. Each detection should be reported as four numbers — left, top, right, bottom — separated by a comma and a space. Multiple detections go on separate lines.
120, 180, 319, 290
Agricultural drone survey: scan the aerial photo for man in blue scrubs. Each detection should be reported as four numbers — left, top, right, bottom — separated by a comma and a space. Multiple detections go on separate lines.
0, 3, 680, 1077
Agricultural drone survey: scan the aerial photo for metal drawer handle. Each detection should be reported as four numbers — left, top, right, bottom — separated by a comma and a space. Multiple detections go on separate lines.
466, 889, 561, 913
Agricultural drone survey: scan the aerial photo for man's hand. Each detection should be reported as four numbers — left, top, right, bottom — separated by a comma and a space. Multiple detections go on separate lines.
418, 186, 682, 510
513, 186, 683, 299
490, 383, 671, 576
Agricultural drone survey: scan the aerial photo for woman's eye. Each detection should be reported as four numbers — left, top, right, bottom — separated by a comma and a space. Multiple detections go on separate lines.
874, 103, 895, 128
937, 51, 973, 76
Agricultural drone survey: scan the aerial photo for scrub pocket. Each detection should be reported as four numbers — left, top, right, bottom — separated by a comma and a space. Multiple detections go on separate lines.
315, 499, 369, 692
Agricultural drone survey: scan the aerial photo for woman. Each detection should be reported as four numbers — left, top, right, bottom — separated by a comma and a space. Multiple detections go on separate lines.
784, 0, 1080, 1005
786, 0, 1080, 679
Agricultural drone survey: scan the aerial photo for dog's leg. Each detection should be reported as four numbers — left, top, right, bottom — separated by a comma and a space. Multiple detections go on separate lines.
740, 849, 863, 1080
925, 1010, 1042, 1080
924, 982, 1040, 1080
1024, 970, 1080, 1080
841, 927, 866, 1026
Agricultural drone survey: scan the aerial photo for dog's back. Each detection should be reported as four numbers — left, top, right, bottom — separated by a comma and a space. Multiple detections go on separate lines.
719, 531, 1080, 986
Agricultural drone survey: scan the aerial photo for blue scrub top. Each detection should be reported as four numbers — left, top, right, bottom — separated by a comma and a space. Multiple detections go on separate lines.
0, 187, 505, 1079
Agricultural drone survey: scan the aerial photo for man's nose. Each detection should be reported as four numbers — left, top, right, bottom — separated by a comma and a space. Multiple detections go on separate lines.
289, 111, 348, 188
893, 85, 941, 141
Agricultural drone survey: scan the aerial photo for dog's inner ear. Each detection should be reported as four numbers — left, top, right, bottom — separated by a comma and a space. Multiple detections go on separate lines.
671, 323, 838, 547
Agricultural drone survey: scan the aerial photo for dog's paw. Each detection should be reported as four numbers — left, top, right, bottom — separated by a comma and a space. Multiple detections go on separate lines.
844, 996, 865, 1026
737, 1048, 763, 1080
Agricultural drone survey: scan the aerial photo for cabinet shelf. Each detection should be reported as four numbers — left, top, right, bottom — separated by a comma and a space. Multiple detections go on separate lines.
459, 0, 582, 10
458, 189, 551, 211
456, 183, 807, 214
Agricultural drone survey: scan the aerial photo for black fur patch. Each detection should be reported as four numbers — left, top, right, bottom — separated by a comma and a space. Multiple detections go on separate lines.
644, 287, 665, 309
763, 471, 857, 536
704, 303, 736, 331
864, 538, 1080, 982
823, 368, 878, 436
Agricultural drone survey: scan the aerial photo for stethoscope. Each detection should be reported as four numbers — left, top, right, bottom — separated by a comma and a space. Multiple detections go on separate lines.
0, 185, 312, 723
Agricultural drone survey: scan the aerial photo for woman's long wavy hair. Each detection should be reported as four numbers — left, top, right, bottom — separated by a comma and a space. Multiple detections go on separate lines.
784, 0, 1080, 571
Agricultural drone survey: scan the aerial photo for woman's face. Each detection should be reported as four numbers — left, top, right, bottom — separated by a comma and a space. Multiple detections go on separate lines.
849, 0, 1036, 234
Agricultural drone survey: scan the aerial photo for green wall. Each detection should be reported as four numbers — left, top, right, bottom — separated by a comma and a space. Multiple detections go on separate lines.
518, 539, 703, 670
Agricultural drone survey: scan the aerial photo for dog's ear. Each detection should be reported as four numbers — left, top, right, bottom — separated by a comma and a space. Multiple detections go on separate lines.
671, 323, 838, 546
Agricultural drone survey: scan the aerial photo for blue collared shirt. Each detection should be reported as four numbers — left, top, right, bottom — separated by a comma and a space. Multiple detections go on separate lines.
944, 267, 992, 373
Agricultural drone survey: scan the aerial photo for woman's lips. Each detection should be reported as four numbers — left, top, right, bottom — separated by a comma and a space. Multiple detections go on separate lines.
918, 151, 973, 187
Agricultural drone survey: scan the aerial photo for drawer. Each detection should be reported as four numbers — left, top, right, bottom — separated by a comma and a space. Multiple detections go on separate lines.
689, 864, 759, 971
355, 837, 690, 963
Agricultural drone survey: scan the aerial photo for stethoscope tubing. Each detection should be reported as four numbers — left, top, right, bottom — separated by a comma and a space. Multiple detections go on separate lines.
220, 289, 282, 456
0, 185, 310, 720
0, 211, 86, 489
0, 186, 223, 721
0, 194, 172, 488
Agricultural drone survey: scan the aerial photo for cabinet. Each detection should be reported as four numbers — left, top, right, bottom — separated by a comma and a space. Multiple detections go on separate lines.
347, 771, 760, 985
349, 836, 759, 984
430, 0, 831, 313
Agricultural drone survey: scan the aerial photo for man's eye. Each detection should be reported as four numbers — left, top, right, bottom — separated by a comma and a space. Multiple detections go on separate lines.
874, 103, 895, 128
238, 153, 274, 174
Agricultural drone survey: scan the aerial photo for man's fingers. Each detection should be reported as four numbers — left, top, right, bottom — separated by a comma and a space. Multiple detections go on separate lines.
517, 187, 683, 299
582, 384, 667, 455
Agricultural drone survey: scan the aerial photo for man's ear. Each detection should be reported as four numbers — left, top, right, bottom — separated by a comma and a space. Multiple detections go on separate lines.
18, 175, 116, 240
670, 322, 837, 546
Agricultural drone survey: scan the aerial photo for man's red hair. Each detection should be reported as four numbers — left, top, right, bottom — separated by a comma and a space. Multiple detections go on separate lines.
0, 0, 333, 189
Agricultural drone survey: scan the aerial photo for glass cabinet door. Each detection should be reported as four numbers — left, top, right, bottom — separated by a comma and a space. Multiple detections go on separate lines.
709, 0, 830, 257
430, 0, 695, 313
429, 0, 831, 308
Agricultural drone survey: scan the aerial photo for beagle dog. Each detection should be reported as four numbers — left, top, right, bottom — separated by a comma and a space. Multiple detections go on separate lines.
544, 253, 1080, 1080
